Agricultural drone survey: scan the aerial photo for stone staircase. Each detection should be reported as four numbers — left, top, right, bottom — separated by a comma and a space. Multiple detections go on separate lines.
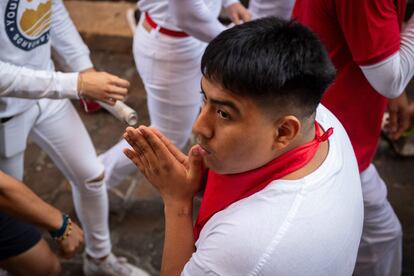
64, 0, 135, 53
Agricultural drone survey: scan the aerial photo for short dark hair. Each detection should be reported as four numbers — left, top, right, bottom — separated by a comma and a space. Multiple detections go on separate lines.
201, 17, 335, 118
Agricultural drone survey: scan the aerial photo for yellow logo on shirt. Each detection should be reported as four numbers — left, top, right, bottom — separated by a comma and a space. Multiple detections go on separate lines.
5, 0, 51, 50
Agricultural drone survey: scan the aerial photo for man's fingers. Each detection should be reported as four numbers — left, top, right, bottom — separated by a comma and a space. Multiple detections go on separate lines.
388, 107, 398, 133
124, 148, 146, 173
124, 127, 156, 168
106, 85, 128, 96
241, 10, 252, 22
232, 13, 241, 25
102, 97, 116, 106
105, 93, 125, 102
393, 110, 411, 139
109, 75, 130, 88
140, 126, 172, 160
150, 127, 187, 163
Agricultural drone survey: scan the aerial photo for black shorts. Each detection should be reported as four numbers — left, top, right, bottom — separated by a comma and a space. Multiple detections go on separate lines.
0, 213, 41, 261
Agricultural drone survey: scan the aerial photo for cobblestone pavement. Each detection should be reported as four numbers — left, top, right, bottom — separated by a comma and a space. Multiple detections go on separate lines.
20, 4, 414, 271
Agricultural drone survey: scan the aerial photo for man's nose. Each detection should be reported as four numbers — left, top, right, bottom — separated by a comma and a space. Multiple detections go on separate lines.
192, 106, 213, 140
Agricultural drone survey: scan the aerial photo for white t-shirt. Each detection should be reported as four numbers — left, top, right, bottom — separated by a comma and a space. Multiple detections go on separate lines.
249, 0, 295, 20
182, 105, 364, 276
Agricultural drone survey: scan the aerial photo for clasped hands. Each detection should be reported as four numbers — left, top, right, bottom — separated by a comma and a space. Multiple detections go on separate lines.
123, 126, 207, 205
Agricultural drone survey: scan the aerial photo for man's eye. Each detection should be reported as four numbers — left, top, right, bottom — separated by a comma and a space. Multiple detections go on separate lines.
217, 110, 231, 120
200, 91, 207, 102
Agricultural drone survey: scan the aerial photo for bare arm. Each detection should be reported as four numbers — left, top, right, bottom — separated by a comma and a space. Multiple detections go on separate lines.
123, 126, 206, 275
0, 171, 62, 230
0, 171, 84, 258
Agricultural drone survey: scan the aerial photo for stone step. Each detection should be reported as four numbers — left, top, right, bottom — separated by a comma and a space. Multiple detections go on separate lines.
64, 0, 136, 53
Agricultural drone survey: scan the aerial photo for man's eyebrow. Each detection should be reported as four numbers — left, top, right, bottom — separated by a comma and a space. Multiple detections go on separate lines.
200, 85, 241, 115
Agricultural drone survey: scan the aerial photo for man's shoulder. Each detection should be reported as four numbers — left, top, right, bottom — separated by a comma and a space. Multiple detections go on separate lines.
316, 104, 348, 138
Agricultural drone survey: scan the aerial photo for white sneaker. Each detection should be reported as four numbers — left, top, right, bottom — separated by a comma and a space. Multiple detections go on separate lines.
83, 253, 150, 276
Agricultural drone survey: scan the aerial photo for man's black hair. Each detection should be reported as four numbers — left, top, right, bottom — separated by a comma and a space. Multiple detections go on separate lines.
201, 17, 336, 118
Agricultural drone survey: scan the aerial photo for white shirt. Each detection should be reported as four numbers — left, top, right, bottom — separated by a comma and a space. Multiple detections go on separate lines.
0, 61, 78, 100
249, 0, 295, 20
182, 105, 364, 276
0, 0, 92, 118
138, 0, 238, 42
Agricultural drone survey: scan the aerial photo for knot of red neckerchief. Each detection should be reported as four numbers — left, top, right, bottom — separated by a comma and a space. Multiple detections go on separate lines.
193, 121, 333, 241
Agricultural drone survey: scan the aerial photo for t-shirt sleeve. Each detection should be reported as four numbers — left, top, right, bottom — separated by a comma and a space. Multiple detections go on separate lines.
336, 0, 401, 66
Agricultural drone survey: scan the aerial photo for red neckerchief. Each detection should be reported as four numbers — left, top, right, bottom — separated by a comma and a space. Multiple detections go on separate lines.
194, 122, 333, 241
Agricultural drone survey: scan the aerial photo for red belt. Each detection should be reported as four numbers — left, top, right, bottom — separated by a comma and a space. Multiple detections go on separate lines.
144, 12, 189, 38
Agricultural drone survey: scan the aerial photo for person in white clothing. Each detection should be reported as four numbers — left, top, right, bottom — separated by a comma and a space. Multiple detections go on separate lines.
100, 0, 251, 189
123, 18, 364, 275
0, 1, 148, 275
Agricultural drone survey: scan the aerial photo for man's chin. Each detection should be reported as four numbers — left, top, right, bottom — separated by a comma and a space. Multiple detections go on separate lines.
203, 159, 221, 173
204, 161, 230, 175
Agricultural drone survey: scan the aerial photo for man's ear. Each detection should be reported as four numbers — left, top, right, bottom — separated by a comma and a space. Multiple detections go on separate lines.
273, 115, 301, 150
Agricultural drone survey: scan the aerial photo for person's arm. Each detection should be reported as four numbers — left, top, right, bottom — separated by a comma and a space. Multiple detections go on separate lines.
0, 60, 130, 104
335, 0, 412, 100
50, 0, 92, 72
0, 171, 84, 259
0, 60, 78, 99
169, 0, 250, 42
123, 126, 206, 275
360, 14, 414, 99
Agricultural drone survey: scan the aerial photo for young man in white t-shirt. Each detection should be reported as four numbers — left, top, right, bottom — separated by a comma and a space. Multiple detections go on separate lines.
123, 17, 364, 275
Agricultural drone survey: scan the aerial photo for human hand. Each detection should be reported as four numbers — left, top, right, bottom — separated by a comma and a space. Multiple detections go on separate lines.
224, 3, 252, 25
56, 221, 84, 259
123, 126, 206, 205
385, 91, 411, 140
78, 70, 130, 105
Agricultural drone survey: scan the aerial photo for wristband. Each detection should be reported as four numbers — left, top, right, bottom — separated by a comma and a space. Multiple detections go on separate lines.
49, 213, 69, 239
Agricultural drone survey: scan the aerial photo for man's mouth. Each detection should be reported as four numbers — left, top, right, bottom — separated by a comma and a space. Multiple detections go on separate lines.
198, 144, 211, 155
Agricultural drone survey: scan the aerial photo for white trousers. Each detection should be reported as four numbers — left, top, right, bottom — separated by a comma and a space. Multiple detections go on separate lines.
101, 16, 205, 188
0, 99, 111, 258
354, 164, 402, 276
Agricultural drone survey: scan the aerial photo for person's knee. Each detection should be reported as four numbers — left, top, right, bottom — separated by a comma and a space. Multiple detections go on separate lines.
28, 243, 61, 276
83, 171, 105, 190
0, 239, 61, 276
42, 255, 61, 276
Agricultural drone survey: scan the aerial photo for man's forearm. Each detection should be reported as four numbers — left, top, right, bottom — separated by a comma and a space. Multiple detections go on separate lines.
0, 172, 62, 231
161, 201, 195, 276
